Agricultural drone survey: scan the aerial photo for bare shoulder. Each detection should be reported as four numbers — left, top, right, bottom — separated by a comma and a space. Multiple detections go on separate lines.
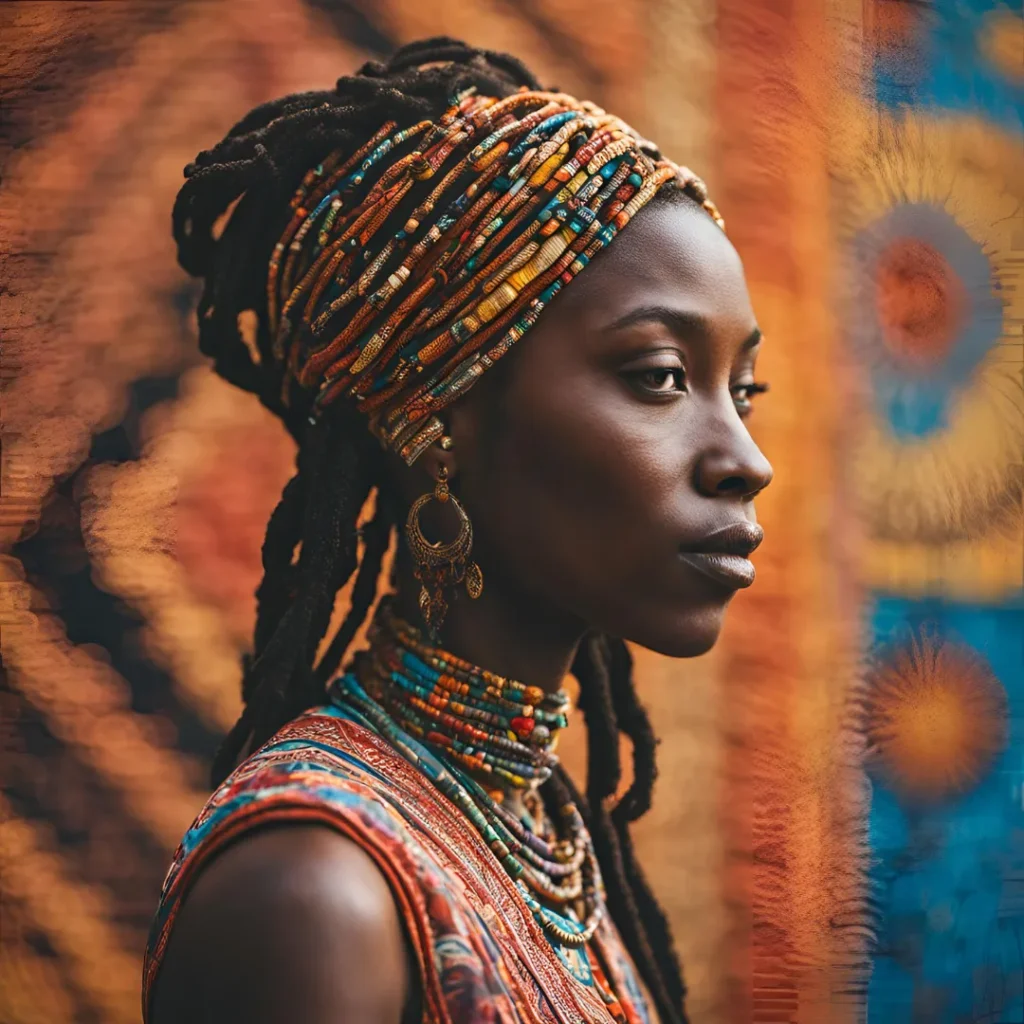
150, 825, 412, 1024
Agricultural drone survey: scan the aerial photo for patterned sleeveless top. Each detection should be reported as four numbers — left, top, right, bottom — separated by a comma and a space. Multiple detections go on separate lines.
144, 696, 657, 1024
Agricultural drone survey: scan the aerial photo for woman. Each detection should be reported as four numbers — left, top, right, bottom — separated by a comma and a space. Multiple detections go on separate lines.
146, 37, 772, 1024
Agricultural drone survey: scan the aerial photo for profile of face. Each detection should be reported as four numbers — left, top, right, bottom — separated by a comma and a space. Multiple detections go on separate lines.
390, 195, 773, 659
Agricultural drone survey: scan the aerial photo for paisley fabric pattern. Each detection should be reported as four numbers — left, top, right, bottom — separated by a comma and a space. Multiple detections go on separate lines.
143, 701, 655, 1024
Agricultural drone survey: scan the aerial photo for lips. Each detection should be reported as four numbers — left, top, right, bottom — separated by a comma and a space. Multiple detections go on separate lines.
678, 522, 764, 590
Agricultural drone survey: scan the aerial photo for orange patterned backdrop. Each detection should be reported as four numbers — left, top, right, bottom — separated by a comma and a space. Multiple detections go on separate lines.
6, 2, 1017, 1023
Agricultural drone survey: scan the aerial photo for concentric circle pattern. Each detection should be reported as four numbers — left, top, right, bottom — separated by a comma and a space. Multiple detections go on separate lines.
839, 112, 1024, 544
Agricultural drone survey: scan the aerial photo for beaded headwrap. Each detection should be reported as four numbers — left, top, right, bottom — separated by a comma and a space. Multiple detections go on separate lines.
268, 85, 724, 465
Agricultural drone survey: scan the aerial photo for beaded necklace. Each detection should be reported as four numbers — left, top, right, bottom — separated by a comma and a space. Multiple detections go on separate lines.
332, 603, 603, 948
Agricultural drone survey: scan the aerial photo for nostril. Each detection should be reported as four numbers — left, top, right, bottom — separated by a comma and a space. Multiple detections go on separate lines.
716, 475, 748, 495
696, 446, 773, 498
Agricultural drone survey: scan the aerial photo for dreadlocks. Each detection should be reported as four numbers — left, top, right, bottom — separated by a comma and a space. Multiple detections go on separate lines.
174, 37, 690, 1024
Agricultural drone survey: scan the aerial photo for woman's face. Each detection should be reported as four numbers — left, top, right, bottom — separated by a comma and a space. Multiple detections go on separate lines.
438, 196, 773, 658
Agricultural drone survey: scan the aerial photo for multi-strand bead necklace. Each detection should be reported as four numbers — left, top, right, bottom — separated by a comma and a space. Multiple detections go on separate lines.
266, 87, 723, 466
332, 602, 603, 947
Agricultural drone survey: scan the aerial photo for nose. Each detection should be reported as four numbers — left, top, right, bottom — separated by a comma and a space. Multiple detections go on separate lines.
695, 420, 774, 500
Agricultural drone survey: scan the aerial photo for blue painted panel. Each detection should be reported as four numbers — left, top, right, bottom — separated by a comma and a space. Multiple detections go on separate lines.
873, 0, 1023, 130
866, 597, 1024, 1023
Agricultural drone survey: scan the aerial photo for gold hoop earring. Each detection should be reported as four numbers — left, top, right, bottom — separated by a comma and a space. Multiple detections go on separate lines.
404, 465, 483, 636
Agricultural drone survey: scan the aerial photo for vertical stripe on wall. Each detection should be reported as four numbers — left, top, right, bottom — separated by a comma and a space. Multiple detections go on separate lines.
714, 1, 867, 1022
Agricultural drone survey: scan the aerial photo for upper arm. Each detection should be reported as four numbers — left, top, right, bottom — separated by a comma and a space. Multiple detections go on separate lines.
149, 825, 413, 1024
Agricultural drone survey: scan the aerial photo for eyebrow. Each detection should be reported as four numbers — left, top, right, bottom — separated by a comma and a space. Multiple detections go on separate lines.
605, 304, 763, 350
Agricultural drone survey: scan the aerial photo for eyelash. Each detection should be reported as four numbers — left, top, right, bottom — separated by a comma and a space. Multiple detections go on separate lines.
732, 381, 770, 416
626, 370, 770, 415
629, 367, 685, 394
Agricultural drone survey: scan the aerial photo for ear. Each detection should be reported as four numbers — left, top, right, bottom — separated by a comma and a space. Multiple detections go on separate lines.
380, 421, 460, 508
415, 432, 459, 486
443, 372, 491, 482
381, 370, 492, 506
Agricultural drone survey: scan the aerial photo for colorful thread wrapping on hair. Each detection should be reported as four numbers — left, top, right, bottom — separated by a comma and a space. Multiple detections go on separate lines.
266, 86, 724, 464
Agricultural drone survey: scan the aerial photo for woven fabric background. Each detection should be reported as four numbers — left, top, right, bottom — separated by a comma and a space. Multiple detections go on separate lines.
2, 2, 1019, 1022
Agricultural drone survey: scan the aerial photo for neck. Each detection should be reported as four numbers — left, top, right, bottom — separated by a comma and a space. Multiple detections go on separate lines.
392, 554, 585, 697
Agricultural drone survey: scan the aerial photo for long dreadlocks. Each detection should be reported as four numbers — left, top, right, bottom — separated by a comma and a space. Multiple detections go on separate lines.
173, 37, 689, 1024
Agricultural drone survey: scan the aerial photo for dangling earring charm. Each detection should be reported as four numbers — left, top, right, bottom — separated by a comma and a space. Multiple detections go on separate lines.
404, 465, 483, 636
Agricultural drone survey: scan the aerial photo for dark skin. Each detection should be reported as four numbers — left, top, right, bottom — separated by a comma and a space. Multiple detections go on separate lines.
151, 198, 773, 1024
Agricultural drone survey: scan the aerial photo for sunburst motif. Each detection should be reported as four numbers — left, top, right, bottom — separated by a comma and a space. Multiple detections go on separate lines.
865, 631, 1008, 806
838, 110, 1024, 544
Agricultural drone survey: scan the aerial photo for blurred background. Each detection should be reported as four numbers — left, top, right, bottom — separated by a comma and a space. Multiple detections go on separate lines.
1, 1, 1020, 1022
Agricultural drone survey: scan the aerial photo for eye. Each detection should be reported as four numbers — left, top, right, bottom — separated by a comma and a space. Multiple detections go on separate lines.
638, 368, 684, 393
623, 363, 687, 397
731, 380, 770, 417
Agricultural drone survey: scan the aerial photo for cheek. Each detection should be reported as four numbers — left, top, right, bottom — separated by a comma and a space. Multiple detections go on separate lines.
466, 375, 689, 610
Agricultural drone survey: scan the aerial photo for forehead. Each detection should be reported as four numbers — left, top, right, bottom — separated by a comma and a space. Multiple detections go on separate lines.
539, 198, 755, 335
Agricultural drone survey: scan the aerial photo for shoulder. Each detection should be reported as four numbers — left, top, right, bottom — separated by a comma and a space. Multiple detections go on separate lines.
149, 824, 412, 1024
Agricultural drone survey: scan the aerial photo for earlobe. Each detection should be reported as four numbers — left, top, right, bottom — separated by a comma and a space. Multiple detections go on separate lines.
379, 423, 463, 509
442, 380, 492, 474
418, 438, 459, 485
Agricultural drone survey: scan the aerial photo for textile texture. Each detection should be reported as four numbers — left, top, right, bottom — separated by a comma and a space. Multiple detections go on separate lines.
2, 1, 1021, 1023
143, 699, 653, 1024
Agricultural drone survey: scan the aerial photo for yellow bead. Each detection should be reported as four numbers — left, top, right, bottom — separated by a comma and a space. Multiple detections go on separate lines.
529, 142, 570, 186
475, 282, 518, 324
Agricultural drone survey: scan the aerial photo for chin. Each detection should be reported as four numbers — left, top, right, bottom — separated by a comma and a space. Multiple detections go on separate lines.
629, 602, 730, 659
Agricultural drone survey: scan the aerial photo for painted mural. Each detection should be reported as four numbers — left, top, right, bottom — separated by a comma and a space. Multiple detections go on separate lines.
1, 2, 1020, 1023
850, 3, 1024, 1022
